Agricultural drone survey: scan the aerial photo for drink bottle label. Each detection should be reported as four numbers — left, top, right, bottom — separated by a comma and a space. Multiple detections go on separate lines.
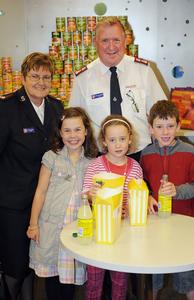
77, 218, 93, 238
158, 195, 172, 213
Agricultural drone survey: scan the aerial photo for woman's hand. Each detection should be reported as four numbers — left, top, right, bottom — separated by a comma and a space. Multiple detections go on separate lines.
148, 195, 158, 214
27, 225, 39, 244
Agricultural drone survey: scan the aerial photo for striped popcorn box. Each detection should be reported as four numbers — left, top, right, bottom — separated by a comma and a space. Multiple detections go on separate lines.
94, 187, 123, 244
128, 178, 149, 226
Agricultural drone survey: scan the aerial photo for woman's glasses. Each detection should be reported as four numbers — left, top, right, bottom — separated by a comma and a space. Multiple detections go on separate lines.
27, 74, 52, 83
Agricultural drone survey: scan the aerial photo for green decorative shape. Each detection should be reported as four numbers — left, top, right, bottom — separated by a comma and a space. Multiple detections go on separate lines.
94, 3, 107, 16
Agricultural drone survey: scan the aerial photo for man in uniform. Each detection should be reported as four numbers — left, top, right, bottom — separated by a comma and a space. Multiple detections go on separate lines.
70, 16, 167, 161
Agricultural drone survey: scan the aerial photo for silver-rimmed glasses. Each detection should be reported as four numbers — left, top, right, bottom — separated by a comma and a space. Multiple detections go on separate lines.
27, 74, 52, 83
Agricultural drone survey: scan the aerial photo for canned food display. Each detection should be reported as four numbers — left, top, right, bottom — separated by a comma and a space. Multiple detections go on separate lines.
0, 57, 22, 95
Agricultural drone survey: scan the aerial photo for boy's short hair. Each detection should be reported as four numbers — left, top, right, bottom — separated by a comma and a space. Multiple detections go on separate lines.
148, 100, 179, 126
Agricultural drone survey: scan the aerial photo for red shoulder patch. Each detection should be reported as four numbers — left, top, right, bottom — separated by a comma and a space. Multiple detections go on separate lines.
75, 66, 88, 76
134, 57, 148, 66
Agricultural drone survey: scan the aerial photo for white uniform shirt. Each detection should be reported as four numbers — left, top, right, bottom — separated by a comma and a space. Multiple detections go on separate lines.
31, 99, 45, 124
70, 55, 167, 152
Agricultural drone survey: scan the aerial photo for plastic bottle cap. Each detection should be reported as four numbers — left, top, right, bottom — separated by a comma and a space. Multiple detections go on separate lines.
72, 232, 78, 238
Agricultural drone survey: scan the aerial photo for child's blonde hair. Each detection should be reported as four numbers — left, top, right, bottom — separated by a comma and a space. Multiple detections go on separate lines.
99, 114, 133, 153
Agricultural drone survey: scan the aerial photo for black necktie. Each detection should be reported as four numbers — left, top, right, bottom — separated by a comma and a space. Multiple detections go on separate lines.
109, 66, 122, 115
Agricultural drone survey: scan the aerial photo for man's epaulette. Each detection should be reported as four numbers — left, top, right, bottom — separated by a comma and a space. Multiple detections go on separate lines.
0, 92, 14, 100
134, 57, 149, 66
75, 66, 88, 76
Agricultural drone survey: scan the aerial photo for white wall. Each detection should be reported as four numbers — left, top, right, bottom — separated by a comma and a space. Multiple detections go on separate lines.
0, 0, 194, 92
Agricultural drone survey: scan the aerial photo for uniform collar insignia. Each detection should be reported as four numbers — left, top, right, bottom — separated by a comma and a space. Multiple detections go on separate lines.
20, 95, 26, 102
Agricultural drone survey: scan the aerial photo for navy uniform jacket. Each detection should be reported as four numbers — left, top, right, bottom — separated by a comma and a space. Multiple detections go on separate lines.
0, 87, 64, 211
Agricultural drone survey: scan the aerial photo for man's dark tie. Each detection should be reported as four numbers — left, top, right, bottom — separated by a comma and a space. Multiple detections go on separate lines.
109, 66, 122, 115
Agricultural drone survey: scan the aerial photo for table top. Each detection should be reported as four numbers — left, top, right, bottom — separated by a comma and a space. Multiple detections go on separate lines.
60, 214, 194, 274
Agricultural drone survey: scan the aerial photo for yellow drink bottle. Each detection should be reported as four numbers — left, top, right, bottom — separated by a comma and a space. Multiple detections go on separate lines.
158, 174, 172, 218
77, 194, 93, 244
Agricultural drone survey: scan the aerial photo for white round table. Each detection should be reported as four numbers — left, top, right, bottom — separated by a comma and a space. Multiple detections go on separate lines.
60, 214, 194, 274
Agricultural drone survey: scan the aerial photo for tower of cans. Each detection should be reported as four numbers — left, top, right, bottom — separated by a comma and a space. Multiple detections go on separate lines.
49, 15, 137, 106
0, 57, 22, 97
